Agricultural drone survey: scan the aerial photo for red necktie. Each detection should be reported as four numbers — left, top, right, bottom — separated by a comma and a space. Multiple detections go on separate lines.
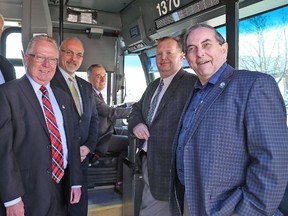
40, 86, 64, 183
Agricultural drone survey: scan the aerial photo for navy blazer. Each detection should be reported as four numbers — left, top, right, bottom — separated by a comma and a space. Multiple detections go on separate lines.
0, 76, 82, 215
51, 67, 99, 168
0, 54, 16, 82
128, 69, 198, 201
170, 65, 288, 216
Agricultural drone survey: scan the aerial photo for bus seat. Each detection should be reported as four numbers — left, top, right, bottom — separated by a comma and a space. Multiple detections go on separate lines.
88, 151, 120, 188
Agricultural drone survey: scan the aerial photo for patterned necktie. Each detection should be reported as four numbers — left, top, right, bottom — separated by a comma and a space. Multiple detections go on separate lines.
40, 86, 64, 183
147, 79, 164, 125
68, 76, 82, 115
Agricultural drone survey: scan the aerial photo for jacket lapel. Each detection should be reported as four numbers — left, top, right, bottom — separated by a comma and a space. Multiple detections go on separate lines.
75, 76, 85, 115
188, 65, 235, 138
18, 76, 50, 137
152, 69, 185, 122
54, 68, 81, 117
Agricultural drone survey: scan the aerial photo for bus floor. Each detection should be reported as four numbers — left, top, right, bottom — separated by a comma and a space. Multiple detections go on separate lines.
88, 185, 122, 216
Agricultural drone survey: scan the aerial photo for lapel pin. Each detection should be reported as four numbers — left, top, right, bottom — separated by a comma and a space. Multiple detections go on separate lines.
219, 82, 225, 88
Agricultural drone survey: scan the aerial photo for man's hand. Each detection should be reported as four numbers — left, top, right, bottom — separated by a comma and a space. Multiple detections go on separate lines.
70, 187, 81, 204
6, 201, 24, 216
133, 123, 150, 140
80, 145, 90, 162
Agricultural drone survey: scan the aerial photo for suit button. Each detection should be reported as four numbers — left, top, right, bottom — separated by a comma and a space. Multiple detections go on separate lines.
47, 168, 52, 173
79, 119, 82, 123
47, 144, 51, 149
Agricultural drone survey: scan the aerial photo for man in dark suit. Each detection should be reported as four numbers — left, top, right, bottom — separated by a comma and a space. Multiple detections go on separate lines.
170, 24, 288, 216
0, 13, 16, 84
0, 35, 82, 216
51, 37, 98, 216
128, 37, 198, 216
87, 64, 132, 191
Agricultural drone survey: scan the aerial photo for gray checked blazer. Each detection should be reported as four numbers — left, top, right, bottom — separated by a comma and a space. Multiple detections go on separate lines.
128, 68, 198, 201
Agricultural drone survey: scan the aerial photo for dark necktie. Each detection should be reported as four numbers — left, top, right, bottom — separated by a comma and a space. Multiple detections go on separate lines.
98, 92, 104, 100
40, 86, 64, 183
147, 79, 164, 124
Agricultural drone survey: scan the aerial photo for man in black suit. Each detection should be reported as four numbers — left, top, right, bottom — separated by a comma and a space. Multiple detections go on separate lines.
128, 37, 198, 216
51, 37, 98, 216
0, 13, 16, 84
0, 35, 82, 216
87, 64, 132, 192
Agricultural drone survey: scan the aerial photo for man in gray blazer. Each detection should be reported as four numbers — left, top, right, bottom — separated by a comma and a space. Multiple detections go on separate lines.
87, 64, 131, 191
128, 37, 197, 216
170, 24, 288, 216
0, 35, 82, 216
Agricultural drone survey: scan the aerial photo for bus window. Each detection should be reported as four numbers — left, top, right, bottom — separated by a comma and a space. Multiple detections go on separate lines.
124, 55, 146, 102
5, 32, 24, 78
238, 5, 288, 125
14, 66, 25, 78
6, 32, 22, 59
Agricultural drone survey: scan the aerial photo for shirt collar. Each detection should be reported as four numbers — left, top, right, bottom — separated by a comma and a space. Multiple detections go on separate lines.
161, 68, 180, 86
92, 87, 100, 95
58, 66, 75, 82
194, 63, 227, 90
26, 73, 51, 92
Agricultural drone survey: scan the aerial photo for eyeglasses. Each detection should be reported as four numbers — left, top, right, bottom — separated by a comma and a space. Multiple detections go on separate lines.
61, 49, 84, 58
28, 54, 58, 65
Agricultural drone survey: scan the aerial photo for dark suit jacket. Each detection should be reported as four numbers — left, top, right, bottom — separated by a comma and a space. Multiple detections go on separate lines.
93, 92, 131, 153
0, 76, 82, 216
51, 67, 99, 169
170, 65, 288, 216
0, 55, 16, 82
128, 69, 198, 201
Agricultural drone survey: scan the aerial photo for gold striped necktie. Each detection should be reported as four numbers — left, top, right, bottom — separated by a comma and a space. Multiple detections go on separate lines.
68, 76, 82, 115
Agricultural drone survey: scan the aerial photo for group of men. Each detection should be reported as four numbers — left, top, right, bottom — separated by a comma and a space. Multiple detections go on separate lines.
129, 24, 288, 216
0, 13, 130, 216
0, 11, 288, 216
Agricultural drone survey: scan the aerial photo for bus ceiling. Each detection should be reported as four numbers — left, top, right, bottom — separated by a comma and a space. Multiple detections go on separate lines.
0, 0, 287, 54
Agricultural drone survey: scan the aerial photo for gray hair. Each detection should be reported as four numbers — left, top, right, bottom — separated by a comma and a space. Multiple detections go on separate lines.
25, 35, 58, 54
86, 64, 106, 77
184, 23, 226, 53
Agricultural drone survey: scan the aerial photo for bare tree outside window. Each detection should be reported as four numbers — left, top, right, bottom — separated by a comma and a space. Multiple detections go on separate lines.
239, 9, 288, 111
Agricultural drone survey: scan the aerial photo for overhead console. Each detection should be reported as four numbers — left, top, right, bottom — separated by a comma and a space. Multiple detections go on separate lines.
121, 16, 155, 53
120, 0, 223, 53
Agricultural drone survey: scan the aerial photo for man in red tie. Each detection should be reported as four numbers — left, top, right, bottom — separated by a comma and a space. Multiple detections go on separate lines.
0, 35, 82, 216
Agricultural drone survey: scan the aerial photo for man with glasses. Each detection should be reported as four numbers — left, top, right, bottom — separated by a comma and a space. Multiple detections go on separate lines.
0, 13, 16, 84
0, 35, 82, 215
51, 37, 98, 216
